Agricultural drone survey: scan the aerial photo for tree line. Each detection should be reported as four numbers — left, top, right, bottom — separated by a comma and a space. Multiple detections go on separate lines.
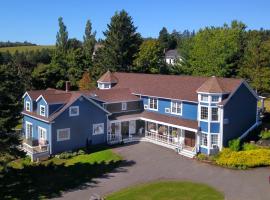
0, 41, 36, 48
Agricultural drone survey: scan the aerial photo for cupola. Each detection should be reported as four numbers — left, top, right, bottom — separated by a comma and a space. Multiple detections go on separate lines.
97, 70, 118, 89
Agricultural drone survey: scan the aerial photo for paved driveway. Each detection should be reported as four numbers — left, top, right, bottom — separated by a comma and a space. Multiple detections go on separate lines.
54, 142, 270, 200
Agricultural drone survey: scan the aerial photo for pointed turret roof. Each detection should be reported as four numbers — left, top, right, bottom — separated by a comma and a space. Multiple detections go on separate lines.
97, 70, 118, 83
197, 76, 227, 93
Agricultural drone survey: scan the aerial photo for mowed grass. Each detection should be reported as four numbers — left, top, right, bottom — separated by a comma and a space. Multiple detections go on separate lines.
0, 45, 55, 53
1, 149, 123, 200
106, 181, 224, 200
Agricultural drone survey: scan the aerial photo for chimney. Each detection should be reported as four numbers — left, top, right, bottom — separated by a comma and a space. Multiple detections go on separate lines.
65, 81, 70, 92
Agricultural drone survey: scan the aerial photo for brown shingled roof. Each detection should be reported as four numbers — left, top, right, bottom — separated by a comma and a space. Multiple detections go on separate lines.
197, 76, 227, 93
97, 70, 118, 83
86, 88, 139, 103
27, 88, 65, 100
112, 72, 243, 102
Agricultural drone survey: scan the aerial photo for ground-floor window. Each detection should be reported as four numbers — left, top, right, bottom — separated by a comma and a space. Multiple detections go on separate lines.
57, 128, 70, 141
93, 123, 104, 135
211, 134, 218, 148
38, 127, 47, 140
26, 121, 33, 138
200, 133, 208, 146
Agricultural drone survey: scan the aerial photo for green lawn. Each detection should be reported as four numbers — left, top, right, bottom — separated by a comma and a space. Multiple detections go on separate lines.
106, 181, 224, 200
1, 148, 123, 200
0, 45, 55, 53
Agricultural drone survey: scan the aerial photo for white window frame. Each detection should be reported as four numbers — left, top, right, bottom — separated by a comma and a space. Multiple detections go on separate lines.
211, 107, 219, 121
93, 123, 104, 135
200, 94, 209, 102
200, 106, 208, 121
40, 105, 46, 117
25, 101, 30, 112
25, 121, 33, 139
148, 97, 158, 111
211, 95, 220, 103
69, 106, 79, 116
171, 100, 182, 115
121, 102, 127, 111
57, 128, 70, 141
38, 126, 47, 140
200, 132, 208, 147
211, 134, 219, 148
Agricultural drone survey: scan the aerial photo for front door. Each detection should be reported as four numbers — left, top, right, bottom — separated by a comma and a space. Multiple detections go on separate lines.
184, 130, 195, 147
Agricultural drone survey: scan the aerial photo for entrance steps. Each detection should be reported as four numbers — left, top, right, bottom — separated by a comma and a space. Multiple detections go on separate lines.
178, 148, 196, 158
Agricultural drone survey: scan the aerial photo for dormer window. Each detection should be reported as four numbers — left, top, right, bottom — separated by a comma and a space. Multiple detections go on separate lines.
171, 101, 182, 115
40, 105, 45, 117
200, 95, 208, 102
25, 101, 30, 111
69, 106, 79, 116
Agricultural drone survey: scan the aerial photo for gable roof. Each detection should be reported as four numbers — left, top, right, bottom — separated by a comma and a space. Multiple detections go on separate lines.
196, 76, 233, 93
165, 49, 180, 58
23, 88, 66, 101
97, 70, 118, 83
86, 88, 139, 103
112, 72, 243, 102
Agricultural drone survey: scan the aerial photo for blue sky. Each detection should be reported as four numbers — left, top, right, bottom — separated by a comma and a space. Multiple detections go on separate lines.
1, 0, 269, 45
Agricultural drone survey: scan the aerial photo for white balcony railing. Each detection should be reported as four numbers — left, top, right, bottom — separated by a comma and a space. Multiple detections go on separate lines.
145, 131, 179, 147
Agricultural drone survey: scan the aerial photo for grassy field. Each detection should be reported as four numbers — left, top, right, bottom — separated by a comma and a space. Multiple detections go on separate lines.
0, 45, 55, 53
1, 149, 123, 200
106, 181, 224, 200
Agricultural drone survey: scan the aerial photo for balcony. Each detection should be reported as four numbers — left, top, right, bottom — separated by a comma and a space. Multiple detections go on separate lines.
22, 137, 49, 154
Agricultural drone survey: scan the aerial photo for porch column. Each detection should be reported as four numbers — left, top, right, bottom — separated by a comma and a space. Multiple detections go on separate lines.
167, 126, 170, 144
156, 123, 158, 141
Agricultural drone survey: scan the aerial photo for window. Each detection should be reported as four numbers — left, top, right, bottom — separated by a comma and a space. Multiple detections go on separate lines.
121, 102, 127, 111
149, 97, 158, 110
200, 106, 208, 120
211, 134, 218, 147
57, 128, 70, 141
104, 83, 111, 89
201, 133, 208, 146
69, 106, 79, 116
201, 94, 208, 102
25, 101, 30, 111
93, 123, 104, 135
211, 96, 219, 102
26, 122, 33, 138
40, 105, 45, 117
38, 127, 47, 140
211, 107, 219, 121
171, 101, 182, 115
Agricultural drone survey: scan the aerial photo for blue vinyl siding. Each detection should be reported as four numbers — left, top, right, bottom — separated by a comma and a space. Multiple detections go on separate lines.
199, 121, 208, 132
210, 123, 220, 133
23, 115, 51, 141
36, 97, 48, 117
141, 96, 198, 121
49, 103, 63, 115
51, 97, 108, 154
24, 95, 32, 112
199, 147, 208, 154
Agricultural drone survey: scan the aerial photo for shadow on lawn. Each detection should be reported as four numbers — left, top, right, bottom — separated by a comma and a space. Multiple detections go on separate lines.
0, 159, 135, 200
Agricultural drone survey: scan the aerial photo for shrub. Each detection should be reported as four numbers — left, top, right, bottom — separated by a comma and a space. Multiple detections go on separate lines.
228, 139, 241, 151
259, 130, 270, 140
242, 143, 259, 151
197, 153, 208, 161
58, 151, 74, 159
215, 148, 270, 169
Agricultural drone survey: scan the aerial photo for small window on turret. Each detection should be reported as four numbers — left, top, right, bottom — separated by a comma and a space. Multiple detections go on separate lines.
212, 96, 219, 102
201, 95, 208, 102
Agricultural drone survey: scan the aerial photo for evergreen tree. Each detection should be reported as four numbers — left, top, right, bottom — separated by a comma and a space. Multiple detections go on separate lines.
83, 20, 96, 67
93, 10, 142, 74
56, 17, 69, 52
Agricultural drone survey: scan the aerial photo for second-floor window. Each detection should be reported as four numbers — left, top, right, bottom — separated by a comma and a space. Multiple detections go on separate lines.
40, 105, 45, 117
211, 107, 219, 121
25, 101, 30, 111
69, 106, 79, 116
171, 101, 181, 115
200, 106, 208, 120
200, 94, 208, 102
211, 96, 219, 102
201, 133, 208, 146
149, 97, 158, 110
121, 102, 127, 111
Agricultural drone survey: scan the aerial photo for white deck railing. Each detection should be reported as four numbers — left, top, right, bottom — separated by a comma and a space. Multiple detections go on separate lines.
23, 142, 49, 154
145, 131, 179, 147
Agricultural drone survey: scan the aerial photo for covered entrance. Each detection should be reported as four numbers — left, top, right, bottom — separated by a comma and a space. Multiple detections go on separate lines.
184, 130, 196, 147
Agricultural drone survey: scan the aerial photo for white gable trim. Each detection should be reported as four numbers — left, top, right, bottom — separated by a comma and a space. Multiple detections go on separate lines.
22, 92, 32, 100
36, 95, 48, 105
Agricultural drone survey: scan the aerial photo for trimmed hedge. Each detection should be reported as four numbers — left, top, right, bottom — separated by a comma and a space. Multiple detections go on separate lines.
215, 148, 270, 169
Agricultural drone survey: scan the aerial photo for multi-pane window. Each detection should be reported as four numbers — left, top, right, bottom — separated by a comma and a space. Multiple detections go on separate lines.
57, 128, 70, 141
26, 122, 33, 138
149, 98, 158, 110
122, 102, 127, 110
25, 101, 30, 111
93, 123, 104, 135
38, 127, 47, 140
211, 96, 219, 102
211, 134, 218, 147
201, 95, 208, 102
171, 101, 181, 115
40, 105, 45, 116
211, 107, 219, 121
201, 133, 208, 146
200, 106, 208, 120
69, 106, 79, 116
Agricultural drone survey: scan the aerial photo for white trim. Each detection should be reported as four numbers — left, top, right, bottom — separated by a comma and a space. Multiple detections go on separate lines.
25, 121, 33, 139
121, 102, 127, 111
148, 97, 158, 111
197, 91, 229, 95
25, 101, 31, 112
36, 95, 48, 105
69, 106, 79, 116
38, 126, 47, 140
22, 112, 50, 123
49, 125, 52, 154
132, 93, 198, 104
170, 100, 182, 115
200, 94, 209, 103
219, 108, 224, 149
40, 105, 46, 117
103, 100, 140, 104
239, 121, 261, 140
93, 123, 104, 135
199, 105, 209, 121
57, 128, 70, 141
22, 92, 32, 100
